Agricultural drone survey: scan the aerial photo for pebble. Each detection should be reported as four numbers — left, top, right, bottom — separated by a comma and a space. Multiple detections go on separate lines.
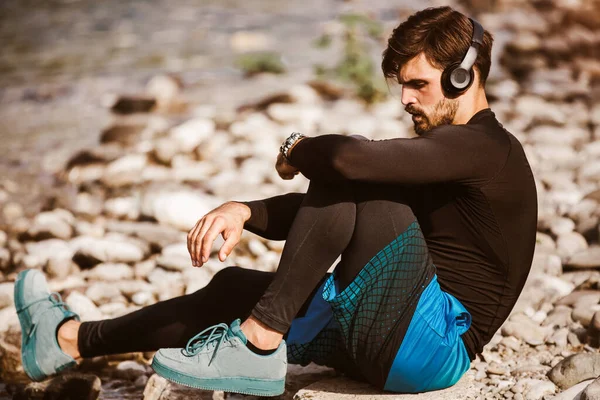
582, 376, 600, 400
12, 373, 101, 400
71, 236, 145, 267
86, 263, 135, 282
565, 247, 600, 269
65, 291, 103, 321
548, 353, 600, 390
0, 283, 14, 309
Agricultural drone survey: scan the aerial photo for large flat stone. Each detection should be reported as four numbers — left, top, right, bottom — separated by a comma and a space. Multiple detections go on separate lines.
294, 371, 478, 399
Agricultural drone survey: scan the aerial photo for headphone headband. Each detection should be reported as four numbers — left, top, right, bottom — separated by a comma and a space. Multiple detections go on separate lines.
457, 18, 484, 73
470, 18, 484, 46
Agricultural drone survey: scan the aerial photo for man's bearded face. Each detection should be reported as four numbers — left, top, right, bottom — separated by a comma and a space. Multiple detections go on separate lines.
405, 97, 459, 135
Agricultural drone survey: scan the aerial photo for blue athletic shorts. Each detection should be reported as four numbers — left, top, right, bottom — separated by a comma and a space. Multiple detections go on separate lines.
384, 274, 471, 392
286, 272, 471, 393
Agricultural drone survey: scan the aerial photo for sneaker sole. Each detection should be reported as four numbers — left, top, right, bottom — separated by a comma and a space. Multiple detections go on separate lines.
14, 269, 47, 382
151, 356, 285, 397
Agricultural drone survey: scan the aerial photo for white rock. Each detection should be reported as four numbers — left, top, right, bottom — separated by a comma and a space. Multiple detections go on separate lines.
74, 192, 103, 217
289, 84, 322, 104
229, 113, 278, 138
502, 313, 550, 345
27, 209, 74, 240
536, 232, 556, 250
22, 254, 44, 269
169, 118, 215, 153
85, 282, 124, 305
146, 75, 181, 108
70, 236, 146, 265
48, 276, 86, 293
3, 202, 24, 221
101, 154, 148, 188
376, 119, 408, 139
557, 231, 589, 259
65, 291, 103, 321
0, 230, 7, 247
182, 266, 214, 294
157, 243, 191, 271
171, 161, 216, 182
548, 327, 569, 348
565, 247, 600, 269
148, 268, 185, 301
45, 257, 76, 279
0, 283, 14, 309
114, 280, 156, 297
86, 263, 134, 282
525, 380, 555, 400
528, 273, 575, 303
67, 164, 106, 184
230, 31, 272, 52
132, 291, 155, 306
267, 104, 323, 131
99, 302, 128, 317
0, 247, 10, 270
550, 379, 594, 400
134, 259, 156, 279
142, 190, 220, 231
549, 217, 576, 236
533, 145, 579, 169
248, 239, 268, 257
195, 133, 231, 162
543, 305, 574, 328
153, 137, 179, 164
141, 164, 173, 182
74, 221, 105, 238
25, 239, 74, 265
104, 197, 140, 220
515, 96, 567, 125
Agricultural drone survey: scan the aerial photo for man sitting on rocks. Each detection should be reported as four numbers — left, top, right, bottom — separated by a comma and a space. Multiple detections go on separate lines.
14, 5, 537, 396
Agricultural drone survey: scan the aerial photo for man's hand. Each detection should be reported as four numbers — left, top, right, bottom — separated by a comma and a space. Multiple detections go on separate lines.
187, 201, 251, 267
276, 152, 300, 180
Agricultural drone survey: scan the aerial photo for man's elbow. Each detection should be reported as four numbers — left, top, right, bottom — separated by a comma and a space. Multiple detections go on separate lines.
331, 143, 361, 181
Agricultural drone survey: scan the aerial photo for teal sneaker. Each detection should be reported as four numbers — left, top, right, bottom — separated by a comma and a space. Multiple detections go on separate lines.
151, 318, 287, 396
14, 269, 80, 381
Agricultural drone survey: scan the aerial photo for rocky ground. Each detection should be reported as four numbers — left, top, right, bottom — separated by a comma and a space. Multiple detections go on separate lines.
0, 0, 599, 399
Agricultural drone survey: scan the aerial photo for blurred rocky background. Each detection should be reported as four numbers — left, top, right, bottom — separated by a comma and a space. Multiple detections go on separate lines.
0, 0, 599, 399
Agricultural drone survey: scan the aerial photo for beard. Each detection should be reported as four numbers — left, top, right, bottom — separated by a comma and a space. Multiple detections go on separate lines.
406, 97, 459, 135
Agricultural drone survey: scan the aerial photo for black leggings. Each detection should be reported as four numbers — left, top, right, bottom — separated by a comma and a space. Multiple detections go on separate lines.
78, 180, 433, 388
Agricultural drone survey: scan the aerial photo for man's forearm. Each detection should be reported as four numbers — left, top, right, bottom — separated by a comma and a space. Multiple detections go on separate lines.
234, 192, 306, 240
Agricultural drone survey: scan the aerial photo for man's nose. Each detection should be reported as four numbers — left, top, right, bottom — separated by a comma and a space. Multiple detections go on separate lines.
401, 87, 417, 106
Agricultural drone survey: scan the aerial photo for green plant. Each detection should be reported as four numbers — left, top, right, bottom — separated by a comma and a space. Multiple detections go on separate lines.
236, 52, 286, 77
313, 13, 388, 104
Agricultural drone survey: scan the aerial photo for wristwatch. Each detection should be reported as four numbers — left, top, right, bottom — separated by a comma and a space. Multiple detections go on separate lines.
280, 132, 306, 162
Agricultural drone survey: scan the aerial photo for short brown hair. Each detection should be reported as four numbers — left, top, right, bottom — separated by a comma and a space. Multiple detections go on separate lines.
381, 6, 494, 88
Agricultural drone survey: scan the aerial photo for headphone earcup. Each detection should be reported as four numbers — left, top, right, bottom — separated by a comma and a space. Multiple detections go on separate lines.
441, 62, 474, 98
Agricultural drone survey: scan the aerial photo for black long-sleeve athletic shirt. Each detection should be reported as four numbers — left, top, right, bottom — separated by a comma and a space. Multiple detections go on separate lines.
241, 108, 538, 360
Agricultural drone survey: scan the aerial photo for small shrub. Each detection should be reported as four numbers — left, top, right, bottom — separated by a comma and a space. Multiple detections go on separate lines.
236, 52, 286, 77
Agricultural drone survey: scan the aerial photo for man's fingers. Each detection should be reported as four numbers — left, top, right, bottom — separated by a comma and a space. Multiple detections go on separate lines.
219, 230, 240, 261
189, 219, 205, 265
187, 219, 202, 260
200, 218, 224, 264
196, 217, 218, 264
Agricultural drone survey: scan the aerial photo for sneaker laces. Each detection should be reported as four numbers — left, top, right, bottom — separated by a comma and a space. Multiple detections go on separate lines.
182, 322, 233, 366
16, 292, 72, 315
16, 292, 74, 342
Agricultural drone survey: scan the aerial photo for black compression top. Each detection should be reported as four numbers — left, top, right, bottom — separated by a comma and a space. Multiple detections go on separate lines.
243, 108, 538, 360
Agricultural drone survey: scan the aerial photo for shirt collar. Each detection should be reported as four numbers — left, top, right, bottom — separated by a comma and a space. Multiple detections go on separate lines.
466, 108, 494, 125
